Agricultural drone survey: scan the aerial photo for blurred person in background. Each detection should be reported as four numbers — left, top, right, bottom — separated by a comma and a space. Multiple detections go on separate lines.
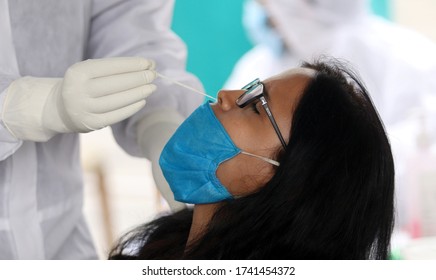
0, 0, 202, 259
225, 0, 436, 242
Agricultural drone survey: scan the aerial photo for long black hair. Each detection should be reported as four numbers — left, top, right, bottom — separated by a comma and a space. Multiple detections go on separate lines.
109, 59, 395, 260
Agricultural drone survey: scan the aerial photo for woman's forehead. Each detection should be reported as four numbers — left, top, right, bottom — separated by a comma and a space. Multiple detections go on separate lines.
263, 67, 316, 98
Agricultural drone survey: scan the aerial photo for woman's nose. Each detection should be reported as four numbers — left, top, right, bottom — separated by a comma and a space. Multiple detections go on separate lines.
217, 89, 244, 111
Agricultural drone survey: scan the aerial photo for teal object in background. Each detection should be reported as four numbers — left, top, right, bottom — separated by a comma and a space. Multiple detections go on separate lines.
371, 0, 391, 20
172, 0, 391, 98
172, 0, 250, 97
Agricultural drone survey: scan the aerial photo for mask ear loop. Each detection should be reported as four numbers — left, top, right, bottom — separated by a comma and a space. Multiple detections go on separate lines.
241, 151, 280, 166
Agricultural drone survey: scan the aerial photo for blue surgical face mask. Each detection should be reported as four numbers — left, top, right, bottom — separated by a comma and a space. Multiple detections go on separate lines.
159, 102, 280, 204
243, 0, 284, 57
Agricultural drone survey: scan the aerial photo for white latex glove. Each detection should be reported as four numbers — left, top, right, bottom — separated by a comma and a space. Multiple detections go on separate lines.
1, 57, 156, 141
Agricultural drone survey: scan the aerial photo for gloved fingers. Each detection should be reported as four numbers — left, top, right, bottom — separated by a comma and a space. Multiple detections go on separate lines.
87, 70, 156, 97
71, 57, 155, 79
95, 100, 146, 126
87, 84, 156, 114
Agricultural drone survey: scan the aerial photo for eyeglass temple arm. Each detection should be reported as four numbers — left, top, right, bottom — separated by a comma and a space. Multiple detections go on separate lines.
259, 97, 288, 150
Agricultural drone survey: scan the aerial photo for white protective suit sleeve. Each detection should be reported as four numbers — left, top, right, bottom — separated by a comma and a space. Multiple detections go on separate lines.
0, 1, 22, 160
87, 0, 204, 210
0, 87, 22, 161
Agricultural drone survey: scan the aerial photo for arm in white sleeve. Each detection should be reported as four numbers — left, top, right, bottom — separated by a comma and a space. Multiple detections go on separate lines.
0, 82, 22, 161
0, 2, 22, 160
136, 109, 186, 211
88, 0, 204, 210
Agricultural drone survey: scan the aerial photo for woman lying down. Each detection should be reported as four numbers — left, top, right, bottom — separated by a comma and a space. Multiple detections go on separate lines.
109, 58, 395, 260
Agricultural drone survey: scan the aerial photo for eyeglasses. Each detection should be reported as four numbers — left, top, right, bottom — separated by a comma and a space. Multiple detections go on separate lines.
236, 78, 287, 150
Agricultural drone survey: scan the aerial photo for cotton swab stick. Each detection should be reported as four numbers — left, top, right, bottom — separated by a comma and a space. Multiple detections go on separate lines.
156, 72, 217, 101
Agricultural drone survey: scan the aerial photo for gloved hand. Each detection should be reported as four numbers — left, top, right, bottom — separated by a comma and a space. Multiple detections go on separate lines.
1, 57, 156, 141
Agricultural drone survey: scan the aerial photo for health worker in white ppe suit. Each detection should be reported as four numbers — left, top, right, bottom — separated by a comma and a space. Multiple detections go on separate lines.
226, 0, 436, 128
226, 0, 436, 233
0, 0, 203, 259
